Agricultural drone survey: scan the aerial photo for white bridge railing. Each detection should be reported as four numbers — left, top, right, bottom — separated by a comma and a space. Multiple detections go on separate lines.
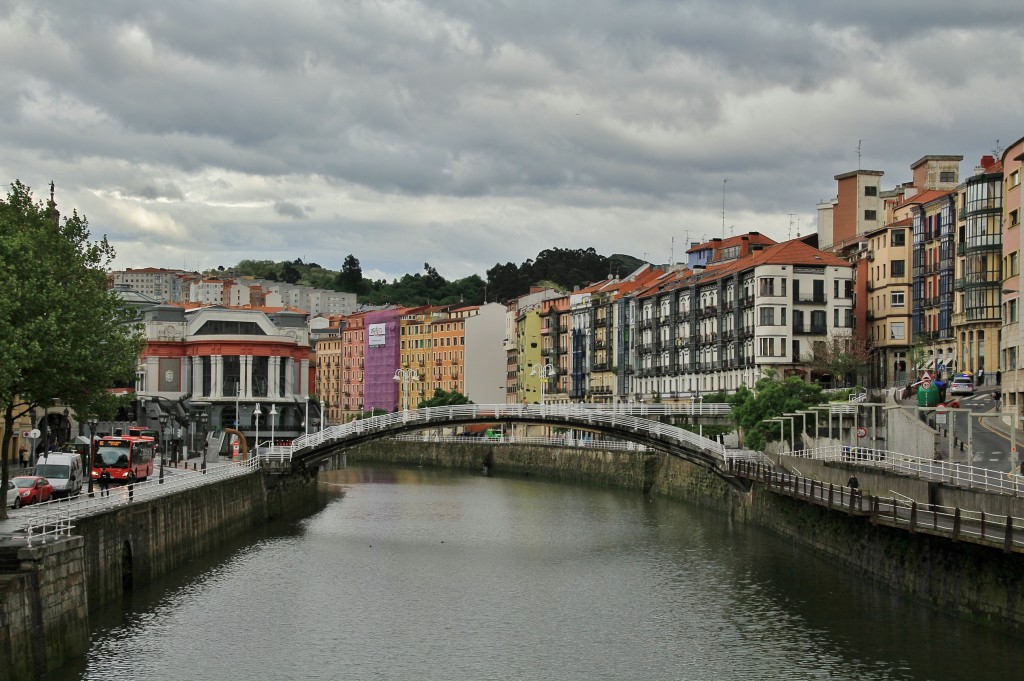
290, 403, 728, 466
787, 444, 1024, 496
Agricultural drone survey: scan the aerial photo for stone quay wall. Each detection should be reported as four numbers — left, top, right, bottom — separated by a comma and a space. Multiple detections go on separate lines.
0, 468, 317, 681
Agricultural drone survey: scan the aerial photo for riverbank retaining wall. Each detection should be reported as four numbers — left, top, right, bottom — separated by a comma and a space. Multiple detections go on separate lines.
0, 467, 317, 681
347, 439, 1024, 633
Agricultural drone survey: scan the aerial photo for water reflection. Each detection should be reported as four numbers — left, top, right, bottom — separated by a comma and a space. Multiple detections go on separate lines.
51, 466, 1024, 681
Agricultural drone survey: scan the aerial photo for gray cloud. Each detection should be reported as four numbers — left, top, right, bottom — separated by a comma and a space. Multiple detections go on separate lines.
274, 200, 310, 219
1, 0, 1022, 281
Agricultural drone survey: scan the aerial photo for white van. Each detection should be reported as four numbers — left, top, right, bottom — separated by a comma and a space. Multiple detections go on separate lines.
34, 452, 84, 498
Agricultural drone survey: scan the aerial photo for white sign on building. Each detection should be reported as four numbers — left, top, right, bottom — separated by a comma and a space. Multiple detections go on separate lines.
368, 322, 387, 347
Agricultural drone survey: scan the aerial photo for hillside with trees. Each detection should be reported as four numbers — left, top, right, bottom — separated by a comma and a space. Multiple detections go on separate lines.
230, 248, 644, 307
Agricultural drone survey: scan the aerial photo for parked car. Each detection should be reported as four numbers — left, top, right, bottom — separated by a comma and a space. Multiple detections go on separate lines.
5, 479, 20, 509
12, 476, 54, 506
34, 452, 84, 497
948, 375, 975, 396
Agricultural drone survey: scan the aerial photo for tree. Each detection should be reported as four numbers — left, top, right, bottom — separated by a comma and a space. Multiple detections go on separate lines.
280, 262, 301, 284
0, 181, 145, 519
419, 389, 471, 407
336, 254, 364, 293
727, 372, 826, 451
804, 330, 872, 388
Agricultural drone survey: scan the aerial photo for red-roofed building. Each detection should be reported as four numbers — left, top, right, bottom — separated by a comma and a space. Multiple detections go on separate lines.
627, 239, 854, 401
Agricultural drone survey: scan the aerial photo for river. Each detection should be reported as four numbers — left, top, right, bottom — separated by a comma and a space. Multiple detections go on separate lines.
53, 465, 1023, 680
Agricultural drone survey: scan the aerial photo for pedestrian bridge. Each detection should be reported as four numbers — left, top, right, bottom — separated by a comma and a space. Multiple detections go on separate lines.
284, 403, 747, 484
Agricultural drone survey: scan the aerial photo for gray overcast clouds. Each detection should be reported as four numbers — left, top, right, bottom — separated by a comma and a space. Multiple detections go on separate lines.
2, 1, 1023, 282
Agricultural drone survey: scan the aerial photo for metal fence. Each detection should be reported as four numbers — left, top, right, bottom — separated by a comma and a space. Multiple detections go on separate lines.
786, 444, 1024, 496
13, 458, 261, 546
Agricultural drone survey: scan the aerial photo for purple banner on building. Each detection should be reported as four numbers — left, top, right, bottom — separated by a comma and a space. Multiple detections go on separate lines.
364, 309, 400, 412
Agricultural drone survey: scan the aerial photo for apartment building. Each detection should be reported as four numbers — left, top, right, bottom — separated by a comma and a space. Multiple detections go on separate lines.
463, 303, 506, 405
863, 218, 913, 385
112, 267, 194, 302
953, 156, 1004, 383
1000, 138, 1024, 421
632, 238, 854, 400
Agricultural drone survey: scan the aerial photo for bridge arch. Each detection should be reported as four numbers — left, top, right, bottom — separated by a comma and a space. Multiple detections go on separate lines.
285, 404, 745, 489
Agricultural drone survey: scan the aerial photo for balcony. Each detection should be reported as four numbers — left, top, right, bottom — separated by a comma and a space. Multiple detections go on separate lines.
540, 326, 551, 335
592, 361, 610, 371
792, 324, 828, 335
640, 319, 654, 330
793, 293, 828, 305
739, 294, 754, 307
594, 316, 609, 328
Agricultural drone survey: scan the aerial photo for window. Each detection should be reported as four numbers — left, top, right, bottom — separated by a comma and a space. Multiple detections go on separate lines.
864, 185, 878, 197
890, 322, 905, 340
1011, 170, 1020, 188
759, 338, 775, 356
1011, 209, 1020, 227
1011, 251, 1020, 277
759, 278, 775, 296
891, 291, 905, 307
891, 229, 906, 247
864, 209, 877, 221
759, 306, 776, 325
940, 171, 956, 183
1009, 299, 1019, 324
891, 260, 905, 277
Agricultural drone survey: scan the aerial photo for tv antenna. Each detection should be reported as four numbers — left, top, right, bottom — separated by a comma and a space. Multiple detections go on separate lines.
857, 140, 862, 169
721, 179, 728, 239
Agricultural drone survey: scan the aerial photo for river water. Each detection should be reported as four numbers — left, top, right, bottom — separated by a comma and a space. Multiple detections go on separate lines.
53, 465, 1023, 680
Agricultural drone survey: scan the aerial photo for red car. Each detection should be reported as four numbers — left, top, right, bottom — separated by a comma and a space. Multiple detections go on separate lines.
12, 476, 54, 505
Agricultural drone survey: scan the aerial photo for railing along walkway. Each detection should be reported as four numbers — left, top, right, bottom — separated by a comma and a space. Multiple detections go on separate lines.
9, 458, 261, 546
788, 444, 1024, 496
729, 460, 1024, 553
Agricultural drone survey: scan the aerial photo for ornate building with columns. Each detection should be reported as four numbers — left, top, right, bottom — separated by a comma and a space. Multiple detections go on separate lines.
136, 303, 313, 453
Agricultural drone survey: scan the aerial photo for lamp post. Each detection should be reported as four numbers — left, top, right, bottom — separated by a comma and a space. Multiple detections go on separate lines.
158, 412, 169, 484
304, 395, 310, 436
253, 403, 262, 458
199, 411, 209, 471
269, 404, 277, 456
529, 363, 555, 405
394, 368, 419, 411
29, 408, 38, 466
87, 418, 98, 496
320, 398, 326, 431
799, 409, 820, 450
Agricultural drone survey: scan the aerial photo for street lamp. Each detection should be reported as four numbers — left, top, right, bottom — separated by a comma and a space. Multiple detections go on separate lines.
253, 403, 262, 458
157, 411, 169, 484
320, 398, 326, 431
304, 395, 310, 436
269, 404, 277, 455
199, 411, 209, 471
87, 418, 98, 496
394, 368, 419, 411
529, 363, 555, 405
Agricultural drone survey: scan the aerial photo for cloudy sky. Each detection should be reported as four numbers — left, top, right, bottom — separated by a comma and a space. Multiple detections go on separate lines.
2, 1, 1022, 283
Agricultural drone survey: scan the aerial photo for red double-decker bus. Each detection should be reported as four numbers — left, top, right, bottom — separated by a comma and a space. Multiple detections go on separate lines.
91, 435, 156, 482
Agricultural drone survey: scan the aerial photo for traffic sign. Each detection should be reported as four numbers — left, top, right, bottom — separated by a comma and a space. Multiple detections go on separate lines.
856, 426, 867, 438
29, 428, 40, 440
921, 380, 931, 391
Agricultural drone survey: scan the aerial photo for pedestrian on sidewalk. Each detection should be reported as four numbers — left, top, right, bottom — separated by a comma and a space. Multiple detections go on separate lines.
18, 446, 28, 469
99, 470, 111, 497
127, 469, 136, 502
847, 475, 860, 491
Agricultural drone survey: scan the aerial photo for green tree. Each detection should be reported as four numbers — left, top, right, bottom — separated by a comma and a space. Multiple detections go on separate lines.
418, 389, 471, 407
0, 182, 145, 518
727, 372, 825, 451
336, 254, 364, 293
